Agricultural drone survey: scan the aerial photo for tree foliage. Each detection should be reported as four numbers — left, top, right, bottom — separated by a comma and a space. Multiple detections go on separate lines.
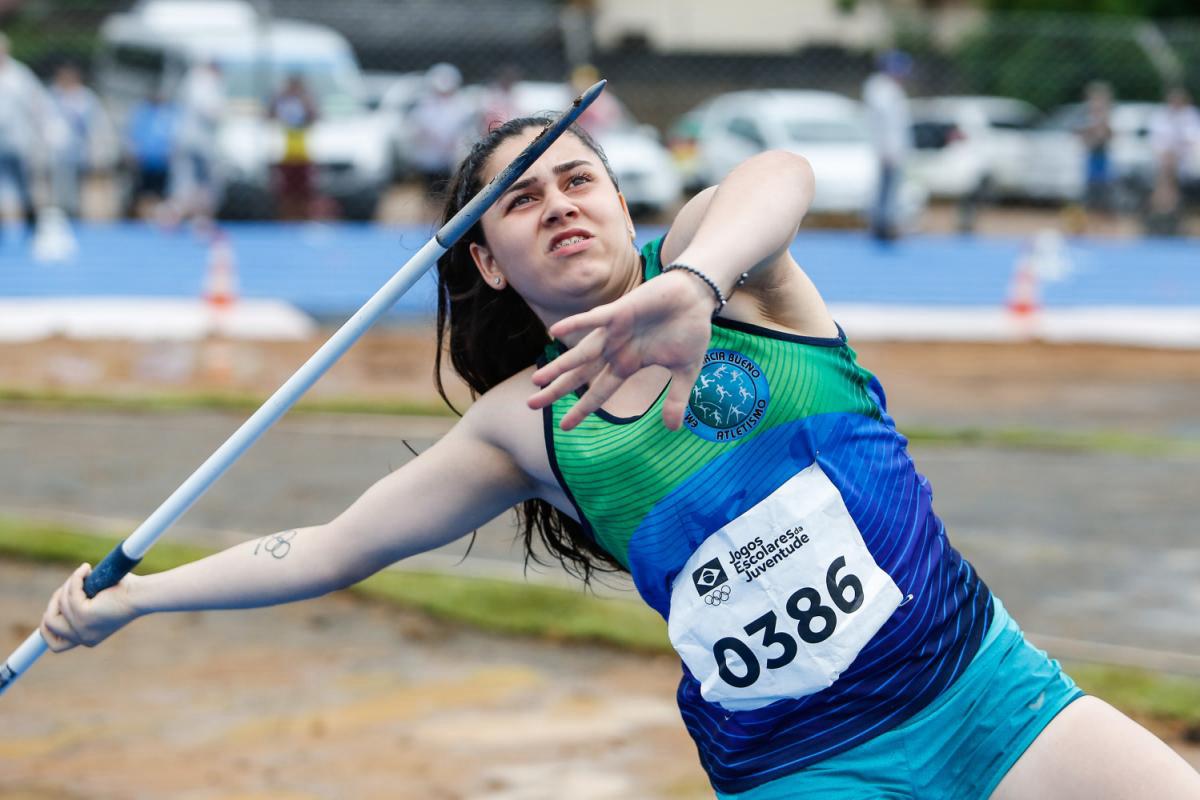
979, 0, 1200, 19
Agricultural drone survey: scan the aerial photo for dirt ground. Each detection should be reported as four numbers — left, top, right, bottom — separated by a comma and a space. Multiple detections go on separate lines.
2, 333, 1198, 798
2, 331, 1198, 439
0, 561, 709, 800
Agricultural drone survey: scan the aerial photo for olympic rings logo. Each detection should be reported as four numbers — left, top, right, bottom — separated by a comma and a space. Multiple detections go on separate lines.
704, 585, 732, 606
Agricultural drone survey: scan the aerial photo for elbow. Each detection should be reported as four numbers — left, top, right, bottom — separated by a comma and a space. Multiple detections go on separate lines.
753, 150, 815, 218
758, 150, 814, 179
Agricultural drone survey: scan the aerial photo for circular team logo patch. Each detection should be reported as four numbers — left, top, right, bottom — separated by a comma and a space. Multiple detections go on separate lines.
684, 349, 770, 443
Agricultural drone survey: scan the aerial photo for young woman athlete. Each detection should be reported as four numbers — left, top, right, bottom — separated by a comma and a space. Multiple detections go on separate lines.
41, 117, 1200, 798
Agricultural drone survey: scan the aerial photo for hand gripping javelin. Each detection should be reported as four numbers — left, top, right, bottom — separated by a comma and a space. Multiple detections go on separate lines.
0, 80, 609, 698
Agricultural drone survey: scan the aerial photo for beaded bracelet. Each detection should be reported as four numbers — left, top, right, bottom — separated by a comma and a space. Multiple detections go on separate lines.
662, 263, 750, 317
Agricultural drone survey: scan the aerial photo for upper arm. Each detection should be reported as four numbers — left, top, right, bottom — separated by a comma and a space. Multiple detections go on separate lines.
326, 409, 534, 578
660, 185, 717, 267
661, 151, 814, 275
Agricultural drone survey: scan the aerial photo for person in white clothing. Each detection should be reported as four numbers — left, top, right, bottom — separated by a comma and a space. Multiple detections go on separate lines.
862, 50, 913, 242
48, 61, 106, 218
409, 63, 474, 197
1146, 87, 1200, 235
0, 33, 52, 237
170, 61, 226, 224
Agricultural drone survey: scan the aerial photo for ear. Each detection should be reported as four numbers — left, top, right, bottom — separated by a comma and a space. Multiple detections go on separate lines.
469, 241, 506, 290
618, 192, 636, 241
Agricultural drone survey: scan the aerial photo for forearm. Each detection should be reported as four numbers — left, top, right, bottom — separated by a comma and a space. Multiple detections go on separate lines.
128, 525, 352, 616
672, 150, 814, 290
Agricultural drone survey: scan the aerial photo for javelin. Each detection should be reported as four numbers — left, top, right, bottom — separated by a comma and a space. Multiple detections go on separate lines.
0, 79, 608, 697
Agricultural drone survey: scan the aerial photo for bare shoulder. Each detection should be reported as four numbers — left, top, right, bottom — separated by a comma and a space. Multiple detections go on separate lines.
458, 366, 572, 511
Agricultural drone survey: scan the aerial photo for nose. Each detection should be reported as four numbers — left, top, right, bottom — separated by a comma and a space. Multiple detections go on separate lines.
540, 186, 579, 227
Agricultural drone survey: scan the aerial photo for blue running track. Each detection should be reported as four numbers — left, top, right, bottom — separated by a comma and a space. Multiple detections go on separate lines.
1, 224, 1195, 319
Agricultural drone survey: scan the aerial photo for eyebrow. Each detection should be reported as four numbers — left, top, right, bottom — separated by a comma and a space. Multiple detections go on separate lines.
501, 159, 594, 198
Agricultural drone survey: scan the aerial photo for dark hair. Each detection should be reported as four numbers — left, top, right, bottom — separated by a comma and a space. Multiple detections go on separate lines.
434, 116, 625, 584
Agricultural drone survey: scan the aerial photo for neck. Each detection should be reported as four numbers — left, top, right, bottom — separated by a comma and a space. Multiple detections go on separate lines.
539, 244, 643, 348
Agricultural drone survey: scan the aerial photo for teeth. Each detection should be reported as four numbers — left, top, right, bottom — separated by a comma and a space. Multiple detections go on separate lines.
553, 235, 586, 251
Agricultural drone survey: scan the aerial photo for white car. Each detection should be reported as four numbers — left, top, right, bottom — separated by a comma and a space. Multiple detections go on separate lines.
908, 95, 1044, 201
366, 70, 430, 182
463, 80, 683, 218
96, 0, 392, 220
1027, 102, 1185, 209
674, 90, 926, 227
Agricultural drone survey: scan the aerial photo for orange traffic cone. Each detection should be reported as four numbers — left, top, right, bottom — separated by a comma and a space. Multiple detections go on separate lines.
202, 231, 238, 384
1006, 255, 1040, 318
1006, 250, 1041, 342
204, 232, 239, 310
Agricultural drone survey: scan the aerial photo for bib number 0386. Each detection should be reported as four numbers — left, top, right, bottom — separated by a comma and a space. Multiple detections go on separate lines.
713, 556, 864, 688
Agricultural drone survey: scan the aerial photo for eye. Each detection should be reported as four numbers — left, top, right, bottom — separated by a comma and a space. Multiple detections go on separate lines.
567, 172, 593, 188
508, 193, 536, 211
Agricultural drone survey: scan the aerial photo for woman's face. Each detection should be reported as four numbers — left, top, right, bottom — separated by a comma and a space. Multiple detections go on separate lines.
470, 128, 638, 325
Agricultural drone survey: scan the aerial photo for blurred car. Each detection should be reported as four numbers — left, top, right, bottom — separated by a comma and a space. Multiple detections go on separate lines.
372, 77, 681, 218
367, 70, 431, 183
907, 95, 1045, 202
95, 0, 392, 220
671, 90, 926, 227
1027, 101, 1194, 210
496, 81, 682, 218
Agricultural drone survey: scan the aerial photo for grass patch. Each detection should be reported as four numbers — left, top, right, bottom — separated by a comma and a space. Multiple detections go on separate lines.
0, 387, 454, 419
356, 570, 668, 653
2, 387, 1195, 456
4, 518, 1200, 728
901, 425, 1198, 457
1067, 663, 1200, 728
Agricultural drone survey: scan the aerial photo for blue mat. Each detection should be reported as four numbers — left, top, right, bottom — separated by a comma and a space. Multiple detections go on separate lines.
1, 223, 1195, 319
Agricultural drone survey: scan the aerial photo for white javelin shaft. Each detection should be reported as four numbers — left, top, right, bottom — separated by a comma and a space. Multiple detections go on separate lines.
0, 80, 608, 697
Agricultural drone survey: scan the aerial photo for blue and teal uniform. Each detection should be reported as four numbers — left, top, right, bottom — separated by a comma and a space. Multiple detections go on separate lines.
542, 237, 1070, 795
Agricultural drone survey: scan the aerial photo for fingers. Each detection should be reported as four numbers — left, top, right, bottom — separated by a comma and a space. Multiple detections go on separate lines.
530, 329, 605, 393
41, 586, 77, 653
546, 304, 615, 344
528, 361, 603, 411
559, 366, 628, 431
59, 563, 91, 638
662, 363, 703, 431
39, 564, 91, 653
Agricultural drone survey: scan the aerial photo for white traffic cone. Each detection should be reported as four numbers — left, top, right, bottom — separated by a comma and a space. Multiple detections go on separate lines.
204, 231, 239, 311
31, 207, 78, 263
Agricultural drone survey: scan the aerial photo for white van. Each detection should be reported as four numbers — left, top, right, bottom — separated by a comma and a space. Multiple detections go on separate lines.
95, 0, 392, 219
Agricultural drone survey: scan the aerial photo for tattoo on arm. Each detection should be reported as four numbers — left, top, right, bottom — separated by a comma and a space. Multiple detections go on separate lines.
254, 530, 298, 560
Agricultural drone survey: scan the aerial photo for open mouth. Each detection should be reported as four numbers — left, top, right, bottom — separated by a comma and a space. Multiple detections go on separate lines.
549, 230, 593, 253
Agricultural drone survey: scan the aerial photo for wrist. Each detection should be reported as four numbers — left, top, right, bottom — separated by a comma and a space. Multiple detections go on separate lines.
660, 262, 749, 318
660, 266, 721, 314
124, 573, 155, 618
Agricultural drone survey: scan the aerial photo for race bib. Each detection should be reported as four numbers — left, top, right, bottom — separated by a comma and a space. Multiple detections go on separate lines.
668, 462, 902, 711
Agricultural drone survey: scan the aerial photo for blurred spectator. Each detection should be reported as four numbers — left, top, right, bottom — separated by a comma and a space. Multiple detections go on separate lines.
1146, 87, 1200, 236
0, 32, 49, 238
270, 74, 319, 220
1079, 81, 1114, 215
862, 50, 913, 242
409, 62, 473, 197
170, 60, 226, 225
48, 61, 104, 218
125, 90, 178, 218
480, 64, 522, 133
570, 63, 620, 136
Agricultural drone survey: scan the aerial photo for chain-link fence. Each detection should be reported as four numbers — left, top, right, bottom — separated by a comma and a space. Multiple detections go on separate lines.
3, 0, 1198, 227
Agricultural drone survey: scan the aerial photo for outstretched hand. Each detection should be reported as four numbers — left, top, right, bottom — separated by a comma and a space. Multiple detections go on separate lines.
528, 270, 716, 431
40, 563, 140, 652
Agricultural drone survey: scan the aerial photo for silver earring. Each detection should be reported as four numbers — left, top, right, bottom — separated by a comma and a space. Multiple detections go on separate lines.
493, 277, 502, 286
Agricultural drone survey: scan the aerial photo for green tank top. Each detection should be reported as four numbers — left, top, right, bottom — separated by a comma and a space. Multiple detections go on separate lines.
544, 235, 881, 570
540, 235, 993, 793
